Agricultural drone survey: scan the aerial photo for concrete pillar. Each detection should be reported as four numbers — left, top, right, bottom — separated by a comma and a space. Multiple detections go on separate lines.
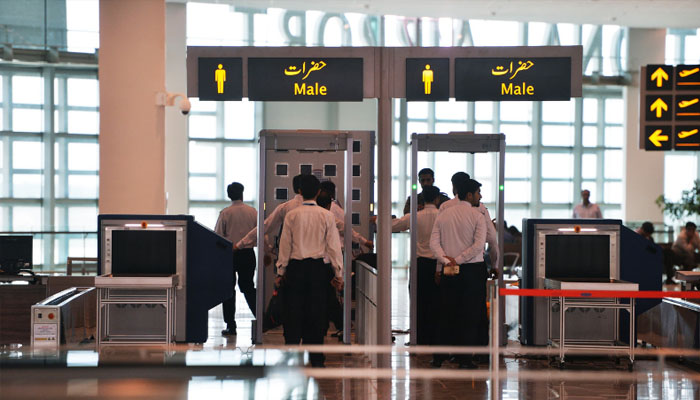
623, 28, 666, 223
99, 0, 166, 214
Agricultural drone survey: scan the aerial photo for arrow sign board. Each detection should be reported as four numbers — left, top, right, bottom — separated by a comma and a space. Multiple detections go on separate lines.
640, 64, 700, 151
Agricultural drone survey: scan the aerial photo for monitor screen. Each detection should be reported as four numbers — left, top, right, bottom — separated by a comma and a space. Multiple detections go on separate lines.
0, 235, 32, 274
545, 234, 610, 280
111, 230, 177, 276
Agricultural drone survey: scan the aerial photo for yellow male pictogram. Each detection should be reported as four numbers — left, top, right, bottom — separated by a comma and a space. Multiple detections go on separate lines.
422, 64, 434, 95
215, 64, 226, 94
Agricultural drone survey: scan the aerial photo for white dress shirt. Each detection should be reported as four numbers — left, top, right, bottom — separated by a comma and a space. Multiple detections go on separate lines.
392, 203, 439, 258
276, 200, 344, 278
236, 194, 303, 249
439, 198, 498, 267
572, 202, 603, 219
214, 200, 257, 246
430, 201, 486, 267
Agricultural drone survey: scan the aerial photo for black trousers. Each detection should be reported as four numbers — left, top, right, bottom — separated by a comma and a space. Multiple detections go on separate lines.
326, 264, 343, 331
222, 248, 257, 328
416, 257, 438, 345
283, 258, 328, 365
434, 262, 488, 363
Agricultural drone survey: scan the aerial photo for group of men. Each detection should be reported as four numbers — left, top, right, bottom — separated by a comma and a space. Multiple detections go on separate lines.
215, 174, 371, 367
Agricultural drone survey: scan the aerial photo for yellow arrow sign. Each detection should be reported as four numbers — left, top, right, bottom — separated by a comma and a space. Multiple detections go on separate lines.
650, 98, 668, 118
649, 129, 669, 147
651, 67, 669, 87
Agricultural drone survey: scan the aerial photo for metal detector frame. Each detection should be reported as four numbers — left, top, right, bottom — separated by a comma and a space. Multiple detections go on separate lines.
255, 129, 356, 344
409, 132, 506, 345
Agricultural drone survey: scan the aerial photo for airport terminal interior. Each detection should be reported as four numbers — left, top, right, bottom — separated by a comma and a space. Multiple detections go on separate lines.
2, 0, 700, 399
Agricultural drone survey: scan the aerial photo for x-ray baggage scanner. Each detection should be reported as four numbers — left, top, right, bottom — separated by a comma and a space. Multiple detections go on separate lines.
255, 129, 375, 344
409, 132, 506, 345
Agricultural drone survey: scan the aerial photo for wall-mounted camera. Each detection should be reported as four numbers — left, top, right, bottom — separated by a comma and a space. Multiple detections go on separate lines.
156, 92, 191, 115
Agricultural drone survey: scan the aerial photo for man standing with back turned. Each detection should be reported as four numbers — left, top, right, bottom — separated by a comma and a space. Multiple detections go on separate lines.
276, 174, 344, 368
215, 182, 257, 336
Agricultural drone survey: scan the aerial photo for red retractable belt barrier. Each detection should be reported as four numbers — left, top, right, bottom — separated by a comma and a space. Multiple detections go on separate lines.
500, 288, 700, 299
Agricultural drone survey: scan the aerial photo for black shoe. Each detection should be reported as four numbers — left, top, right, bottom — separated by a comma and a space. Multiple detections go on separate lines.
430, 359, 443, 368
221, 328, 237, 336
458, 361, 478, 369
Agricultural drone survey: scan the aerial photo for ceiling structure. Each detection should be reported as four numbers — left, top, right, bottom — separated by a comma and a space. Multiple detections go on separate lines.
188, 0, 700, 30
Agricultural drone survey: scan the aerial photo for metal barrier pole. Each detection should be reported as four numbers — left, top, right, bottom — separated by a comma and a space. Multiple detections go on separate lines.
490, 282, 500, 400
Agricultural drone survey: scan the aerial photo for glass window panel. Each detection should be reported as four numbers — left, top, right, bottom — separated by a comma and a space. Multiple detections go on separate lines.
13, 141, 43, 169
190, 97, 217, 112
394, 99, 402, 119
601, 26, 623, 76
686, 33, 700, 62
605, 208, 622, 220
391, 178, 400, 204
541, 153, 573, 179
434, 152, 467, 192
505, 153, 530, 178
12, 206, 41, 231
557, 24, 578, 46
13, 173, 42, 197
499, 102, 532, 122
435, 122, 466, 133
605, 98, 624, 124
394, 121, 401, 143
438, 18, 453, 46
224, 146, 257, 201
582, 125, 598, 147
68, 207, 98, 231
479, 180, 494, 204
188, 115, 217, 138
504, 208, 529, 230
528, 22, 548, 46
0, 112, 3, 131
604, 150, 623, 179
541, 208, 571, 218
391, 146, 400, 177
12, 109, 43, 132
664, 154, 697, 202
12, 76, 43, 104
665, 34, 678, 64
542, 100, 575, 123
417, 151, 430, 170
189, 142, 218, 174
407, 121, 428, 136
604, 181, 622, 204
541, 125, 574, 147
186, 3, 241, 46
189, 177, 217, 200
583, 98, 598, 123
470, 20, 520, 46
407, 102, 428, 119
582, 153, 597, 179
435, 100, 465, 120
68, 175, 98, 198
502, 124, 531, 146
224, 100, 255, 139
67, 237, 97, 258
66, 0, 100, 52
541, 181, 573, 204
188, 207, 219, 230
68, 142, 98, 170
475, 123, 494, 134
67, 110, 98, 134
504, 180, 530, 203
604, 126, 623, 148
475, 102, 493, 121
0, 77, 3, 101
474, 152, 493, 179
67, 78, 98, 107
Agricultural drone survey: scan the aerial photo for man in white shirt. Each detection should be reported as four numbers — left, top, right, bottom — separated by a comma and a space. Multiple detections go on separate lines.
215, 182, 258, 336
440, 171, 499, 274
276, 174, 344, 368
572, 189, 603, 219
391, 185, 441, 345
430, 179, 486, 369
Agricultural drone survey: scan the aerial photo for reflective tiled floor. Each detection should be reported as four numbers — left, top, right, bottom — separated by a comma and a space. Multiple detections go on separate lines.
1, 269, 699, 399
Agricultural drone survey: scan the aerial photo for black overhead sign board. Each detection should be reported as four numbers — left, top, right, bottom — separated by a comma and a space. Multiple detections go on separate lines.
405, 58, 449, 101
454, 57, 572, 101
247, 58, 363, 101
641, 64, 700, 151
197, 57, 243, 101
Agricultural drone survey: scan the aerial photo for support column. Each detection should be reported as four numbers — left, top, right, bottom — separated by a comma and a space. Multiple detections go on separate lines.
165, 2, 189, 214
99, 0, 166, 214
623, 28, 666, 223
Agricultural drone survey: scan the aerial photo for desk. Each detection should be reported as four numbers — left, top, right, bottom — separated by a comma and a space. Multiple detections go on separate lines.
675, 270, 700, 291
546, 279, 637, 369
95, 275, 178, 347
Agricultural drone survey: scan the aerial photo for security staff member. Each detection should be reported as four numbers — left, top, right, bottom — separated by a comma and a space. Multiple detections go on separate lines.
276, 174, 344, 368
429, 179, 486, 369
214, 182, 257, 336
403, 168, 449, 215
391, 185, 441, 345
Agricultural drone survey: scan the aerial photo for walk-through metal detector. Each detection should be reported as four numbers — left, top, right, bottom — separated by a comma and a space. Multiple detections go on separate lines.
409, 132, 506, 345
255, 129, 374, 345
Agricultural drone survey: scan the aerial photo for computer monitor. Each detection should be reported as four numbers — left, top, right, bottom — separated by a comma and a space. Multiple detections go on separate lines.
545, 234, 611, 280
0, 235, 33, 274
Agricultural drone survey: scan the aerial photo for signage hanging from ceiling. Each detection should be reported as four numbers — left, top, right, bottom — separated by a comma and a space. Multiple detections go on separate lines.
197, 57, 243, 101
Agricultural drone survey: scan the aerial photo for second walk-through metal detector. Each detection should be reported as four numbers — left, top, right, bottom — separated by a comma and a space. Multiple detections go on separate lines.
409, 132, 506, 345
255, 129, 371, 345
